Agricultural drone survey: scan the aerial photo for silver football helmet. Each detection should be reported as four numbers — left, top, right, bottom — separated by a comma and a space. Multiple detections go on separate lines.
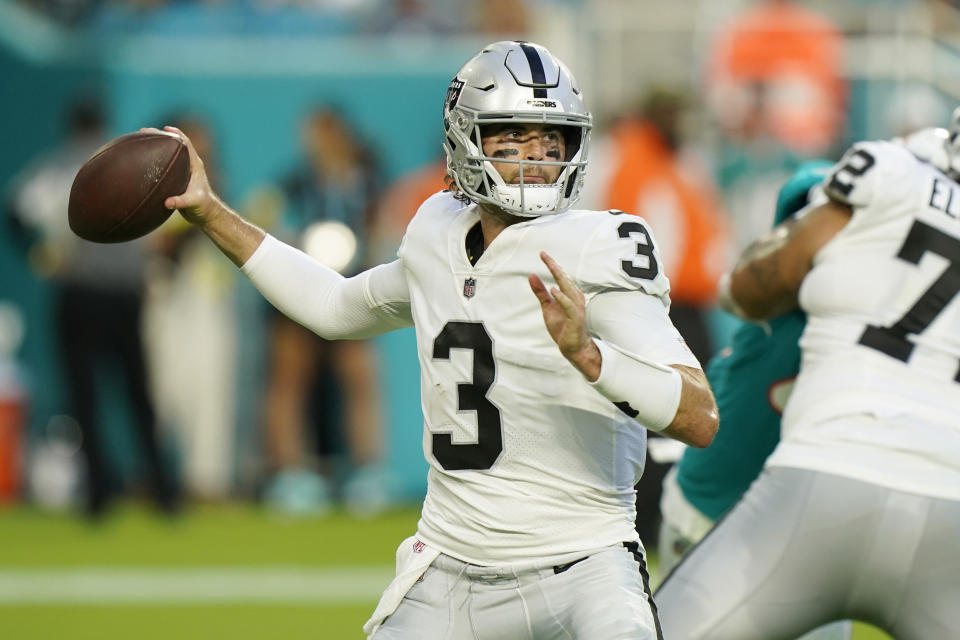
946, 106, 960, 178
901, 107, 960, 177
442, 41, 592, 217
901, 126, 950, 169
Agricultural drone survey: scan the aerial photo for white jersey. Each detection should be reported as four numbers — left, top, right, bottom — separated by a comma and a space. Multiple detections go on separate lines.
397, 192, 692, 565
769, 140, 960, 500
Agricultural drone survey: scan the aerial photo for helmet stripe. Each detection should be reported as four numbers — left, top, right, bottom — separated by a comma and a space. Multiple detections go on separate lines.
518, 43, 548, 98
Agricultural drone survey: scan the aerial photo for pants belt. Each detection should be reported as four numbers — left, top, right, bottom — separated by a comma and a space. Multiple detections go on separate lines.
553, 556, 588, 574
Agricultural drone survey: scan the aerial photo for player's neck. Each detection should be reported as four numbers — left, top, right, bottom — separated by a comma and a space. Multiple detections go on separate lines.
477, 205, 524, 248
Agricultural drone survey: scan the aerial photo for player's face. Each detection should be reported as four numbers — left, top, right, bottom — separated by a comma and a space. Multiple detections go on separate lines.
481, 124, 566, 185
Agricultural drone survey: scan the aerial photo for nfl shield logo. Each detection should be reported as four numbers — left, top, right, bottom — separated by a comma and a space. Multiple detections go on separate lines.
463, 277, 477, 299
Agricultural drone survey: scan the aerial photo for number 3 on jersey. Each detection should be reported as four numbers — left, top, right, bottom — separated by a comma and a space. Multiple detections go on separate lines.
431, 321, 504, 470
617, 219, 660, 280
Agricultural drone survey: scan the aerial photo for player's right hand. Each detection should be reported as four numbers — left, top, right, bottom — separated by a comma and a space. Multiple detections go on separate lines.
530, 251, 602, 381
141, 126, 222, 227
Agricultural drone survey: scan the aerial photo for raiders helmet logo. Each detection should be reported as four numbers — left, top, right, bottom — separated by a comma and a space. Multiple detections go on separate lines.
463, 277, 477, 299
446, 78, 464, 111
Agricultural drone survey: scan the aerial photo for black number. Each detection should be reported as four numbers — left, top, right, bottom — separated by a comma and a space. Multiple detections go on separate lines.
827, 149, 876, 197
618, 221, 659, 280
858, 219, 960, 382
431, 321, 504, 470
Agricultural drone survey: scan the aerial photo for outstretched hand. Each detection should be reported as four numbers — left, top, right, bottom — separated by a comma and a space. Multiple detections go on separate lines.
529, 252, 602, 381
140, 126, 220, 226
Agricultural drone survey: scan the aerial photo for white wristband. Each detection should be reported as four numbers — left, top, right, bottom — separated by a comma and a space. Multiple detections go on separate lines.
588, 338, 682, 431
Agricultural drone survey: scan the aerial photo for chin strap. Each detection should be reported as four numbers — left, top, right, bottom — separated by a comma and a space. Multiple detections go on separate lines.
490, 183, 563, 215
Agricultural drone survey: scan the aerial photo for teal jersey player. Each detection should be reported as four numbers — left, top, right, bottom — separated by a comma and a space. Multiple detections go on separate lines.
673, 313, 805, 520
673, 160, 833, 521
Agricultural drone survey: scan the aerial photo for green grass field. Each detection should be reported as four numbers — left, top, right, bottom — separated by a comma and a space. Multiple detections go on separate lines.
0, 503, 892, 639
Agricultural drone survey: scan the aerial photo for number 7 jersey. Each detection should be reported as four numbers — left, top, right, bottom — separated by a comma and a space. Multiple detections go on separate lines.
396, 192, 685, 565
770, 140, 960, 500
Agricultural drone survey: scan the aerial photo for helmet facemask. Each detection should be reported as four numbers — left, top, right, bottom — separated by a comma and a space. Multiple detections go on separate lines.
443, 41, 592, 217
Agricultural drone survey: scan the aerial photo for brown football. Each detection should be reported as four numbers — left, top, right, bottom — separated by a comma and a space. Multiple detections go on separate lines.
68, 131, 190, 243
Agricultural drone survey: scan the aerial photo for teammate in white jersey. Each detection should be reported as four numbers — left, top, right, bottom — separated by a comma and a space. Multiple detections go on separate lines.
146, 41, 718, 639
655, 119, 960, 639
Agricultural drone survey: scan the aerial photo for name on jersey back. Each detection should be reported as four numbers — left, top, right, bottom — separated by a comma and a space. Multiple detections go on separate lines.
928, 177, 960, 220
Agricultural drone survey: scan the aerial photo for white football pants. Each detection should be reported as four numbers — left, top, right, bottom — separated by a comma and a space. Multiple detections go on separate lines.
372, 543, 662, 640
655, 466, 960, 640
657, 466, 852, 640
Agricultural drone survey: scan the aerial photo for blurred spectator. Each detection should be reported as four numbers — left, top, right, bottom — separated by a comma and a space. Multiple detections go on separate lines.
259, 106, 388, 515
703, 0, 847, 254
704, 0, 846, 156
5, 95, 179, 518
579, 87, 731, 546
144, 112, 239, 499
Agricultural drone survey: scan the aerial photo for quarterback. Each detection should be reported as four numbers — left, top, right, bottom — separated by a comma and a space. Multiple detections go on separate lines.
154, 41, 717, 639
655, 119, 960, 638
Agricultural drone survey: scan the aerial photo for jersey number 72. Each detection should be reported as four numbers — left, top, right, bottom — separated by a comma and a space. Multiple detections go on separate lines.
858, 219, 960, 382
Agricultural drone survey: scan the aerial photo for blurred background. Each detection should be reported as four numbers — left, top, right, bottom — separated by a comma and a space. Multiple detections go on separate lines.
0, 0, 957, 637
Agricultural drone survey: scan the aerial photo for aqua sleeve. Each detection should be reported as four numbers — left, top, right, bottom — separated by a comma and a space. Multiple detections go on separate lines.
773, 160, 833, 226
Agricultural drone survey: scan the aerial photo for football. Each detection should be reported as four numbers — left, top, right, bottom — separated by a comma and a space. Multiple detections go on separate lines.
68, 130, 191, 243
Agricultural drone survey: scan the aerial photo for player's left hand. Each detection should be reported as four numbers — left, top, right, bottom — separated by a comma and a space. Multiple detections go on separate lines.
529, 252, 602, 381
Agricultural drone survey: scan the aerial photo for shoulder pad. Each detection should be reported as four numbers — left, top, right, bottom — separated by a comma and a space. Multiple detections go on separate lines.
397, 191, 466, 261
823, 140, 916, 208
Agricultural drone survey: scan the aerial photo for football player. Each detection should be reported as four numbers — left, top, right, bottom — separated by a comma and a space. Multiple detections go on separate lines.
154, 41, 718, 639
654, 117, 960, 639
